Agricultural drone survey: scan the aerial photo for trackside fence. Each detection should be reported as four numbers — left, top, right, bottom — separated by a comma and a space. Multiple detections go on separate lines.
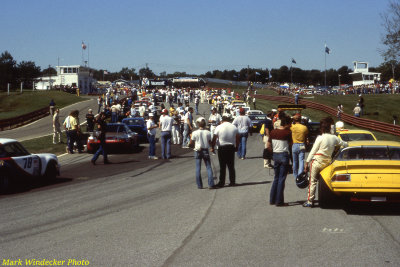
0, 107, 50, 131
254, 94, 400, 137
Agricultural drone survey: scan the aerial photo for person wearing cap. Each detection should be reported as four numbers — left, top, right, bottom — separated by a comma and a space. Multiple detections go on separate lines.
208, 107, 222, 137
147, 113, 158, 159
86, 109, 95, 132
290, 113, 308, 180
211, 113, 239, 187
182, 107, 194, 148
232, 107, 252, 160
172, 111, 181, 145
159, 109, 174, 159
189, 117, 217, 189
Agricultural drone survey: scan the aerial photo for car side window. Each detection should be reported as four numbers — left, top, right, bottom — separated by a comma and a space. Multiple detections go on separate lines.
389, 147, 400, 160
3, 142, 30, 157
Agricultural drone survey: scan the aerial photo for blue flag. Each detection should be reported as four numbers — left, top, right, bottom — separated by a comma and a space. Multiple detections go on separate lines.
256, 72, 261, 76
325, 45, 331, 54
291, 58, 296, 64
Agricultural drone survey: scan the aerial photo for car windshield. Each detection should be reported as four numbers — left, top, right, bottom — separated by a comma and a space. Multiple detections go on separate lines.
337, 146, 400, 160
107, 125, 127, 133
124, 119, 144, 126
249, 115, 267, 120
339, 133, 375, 141
0, 142, 30, 157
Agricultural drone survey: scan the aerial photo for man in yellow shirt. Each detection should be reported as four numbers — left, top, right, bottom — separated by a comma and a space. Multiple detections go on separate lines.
290, 114, 308, 180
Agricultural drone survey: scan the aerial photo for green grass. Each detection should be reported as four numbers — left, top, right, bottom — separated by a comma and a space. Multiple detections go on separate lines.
0, 90, 86, 120
21, 133, 69, 155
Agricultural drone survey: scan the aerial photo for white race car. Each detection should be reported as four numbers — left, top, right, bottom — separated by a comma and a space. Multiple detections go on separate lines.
0, 138, 60, 192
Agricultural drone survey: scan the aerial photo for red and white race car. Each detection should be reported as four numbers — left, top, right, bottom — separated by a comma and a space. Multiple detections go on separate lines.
0, 138, 60, 192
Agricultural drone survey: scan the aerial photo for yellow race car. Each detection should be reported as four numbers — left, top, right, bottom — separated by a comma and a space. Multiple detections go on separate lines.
318, 140, 400, 208
336, 129, 377, 142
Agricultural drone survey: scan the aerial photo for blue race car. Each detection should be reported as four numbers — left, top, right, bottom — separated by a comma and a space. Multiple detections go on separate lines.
122, 117, 148, 143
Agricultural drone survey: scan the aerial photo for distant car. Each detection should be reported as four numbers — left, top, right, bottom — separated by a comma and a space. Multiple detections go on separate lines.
319, 141, 400, 208
0, 138, 60, 192
122, 117, 148, 143
337, 129, 377, 142
248, 114, 268, 133
87, 123, 139, 153
247, 110, 264, 115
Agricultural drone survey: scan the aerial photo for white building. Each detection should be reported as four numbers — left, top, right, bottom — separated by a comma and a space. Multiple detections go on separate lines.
35, 65, 96, 94
349, 61, 381, 86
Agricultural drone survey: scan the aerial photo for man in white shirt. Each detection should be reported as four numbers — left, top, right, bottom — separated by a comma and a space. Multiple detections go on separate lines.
159, 109, 174, 159
189, 117, 217, 189
147, 113, 158, 159
211, 114, 239, 187
208, 107, 222, 137
303, 117, 347, 207
138, 103, 146, 117
232, 108, 252, 159
182, 107, 194, 148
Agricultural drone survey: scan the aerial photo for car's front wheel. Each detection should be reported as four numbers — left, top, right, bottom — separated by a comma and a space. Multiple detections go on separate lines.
44, 161, 58, 181
0, 175, 10, 193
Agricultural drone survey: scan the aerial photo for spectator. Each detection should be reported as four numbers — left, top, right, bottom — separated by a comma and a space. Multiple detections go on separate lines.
353, 103, 361, 117
86, 109, 95, 132
147, 113, 158, 160
189, 117, 217, 189
232, 108, 252, 159
52, 108, 62, 144
91, 112, 110, 165
337, 104, 343, 121
290, 114, 308, 180
211, 113, 239, 188
49, 99, 56, 116
268, 116, 292, 206
159, 109, 174, 159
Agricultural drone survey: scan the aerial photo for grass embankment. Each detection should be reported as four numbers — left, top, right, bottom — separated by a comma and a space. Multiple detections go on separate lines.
0, 90, 86, 120
21, 134, 68, 155
209, 82, 399, 141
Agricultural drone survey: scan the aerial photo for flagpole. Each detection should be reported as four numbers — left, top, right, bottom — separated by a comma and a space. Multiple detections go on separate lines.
324, 42, 327, 87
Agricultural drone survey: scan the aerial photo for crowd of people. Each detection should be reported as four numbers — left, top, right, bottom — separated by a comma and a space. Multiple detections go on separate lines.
50, 84, 350, 208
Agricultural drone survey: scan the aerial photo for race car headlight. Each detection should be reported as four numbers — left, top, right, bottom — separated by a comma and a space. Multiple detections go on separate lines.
332, 174, 351, 182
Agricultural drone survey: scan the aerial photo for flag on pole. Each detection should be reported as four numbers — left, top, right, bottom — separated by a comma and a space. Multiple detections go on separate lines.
255, 72, 261, 76
325, 44, 331, 54
269, 70, 272, 79
291, 58, 297, 64
82, 41, 87, 50
104, 70, 108, 75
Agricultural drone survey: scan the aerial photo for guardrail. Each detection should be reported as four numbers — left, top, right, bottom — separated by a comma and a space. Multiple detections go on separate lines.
254, 94, 400, 137
0, 107, 50, 131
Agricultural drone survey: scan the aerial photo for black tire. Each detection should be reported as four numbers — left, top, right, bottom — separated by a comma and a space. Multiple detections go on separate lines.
318, 176, 340, 209
0, 175, 10, 194
44, 161, 58, 181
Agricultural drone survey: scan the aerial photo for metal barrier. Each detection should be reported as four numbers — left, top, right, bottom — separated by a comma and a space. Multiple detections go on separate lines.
254, 94, 400, 137
0, 107, 50, 131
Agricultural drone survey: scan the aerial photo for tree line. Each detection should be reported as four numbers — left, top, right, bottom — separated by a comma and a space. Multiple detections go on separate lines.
1, 50, 400, 91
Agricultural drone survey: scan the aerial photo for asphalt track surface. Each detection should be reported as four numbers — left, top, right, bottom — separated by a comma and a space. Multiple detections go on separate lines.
1, 100, 400, 266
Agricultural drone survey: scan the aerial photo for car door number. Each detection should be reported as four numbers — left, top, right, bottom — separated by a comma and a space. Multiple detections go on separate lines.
23, 157, 32, 169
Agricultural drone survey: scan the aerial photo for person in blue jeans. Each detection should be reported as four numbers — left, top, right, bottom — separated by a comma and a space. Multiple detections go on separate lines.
232, 108, 252, 159
91, 113, 110, 165
159, 109, 174, 159
267, 116, 292, 206
290, 114, 308, 179
146, 113, 158, 160
190, 117, 217, 189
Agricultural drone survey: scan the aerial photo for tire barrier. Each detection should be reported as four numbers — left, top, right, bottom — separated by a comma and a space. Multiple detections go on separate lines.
0, 106, 50, 131
254, 94, 400, 137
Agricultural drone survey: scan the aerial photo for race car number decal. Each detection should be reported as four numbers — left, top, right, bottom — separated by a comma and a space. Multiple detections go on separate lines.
23, 157, 32, 169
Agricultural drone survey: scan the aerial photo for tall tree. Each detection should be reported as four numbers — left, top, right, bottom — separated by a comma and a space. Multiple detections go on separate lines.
0, 51, 17, 90
381, 0, 400, 79
17, 61, 41, 88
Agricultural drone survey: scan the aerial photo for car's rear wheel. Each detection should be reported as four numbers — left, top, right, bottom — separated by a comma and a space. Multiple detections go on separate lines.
44, 161, 58, 181
0, 175, 10, 193
318, 176, 340, 208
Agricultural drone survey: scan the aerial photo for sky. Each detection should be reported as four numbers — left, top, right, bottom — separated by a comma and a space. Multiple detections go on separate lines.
1, 0, 389, 75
